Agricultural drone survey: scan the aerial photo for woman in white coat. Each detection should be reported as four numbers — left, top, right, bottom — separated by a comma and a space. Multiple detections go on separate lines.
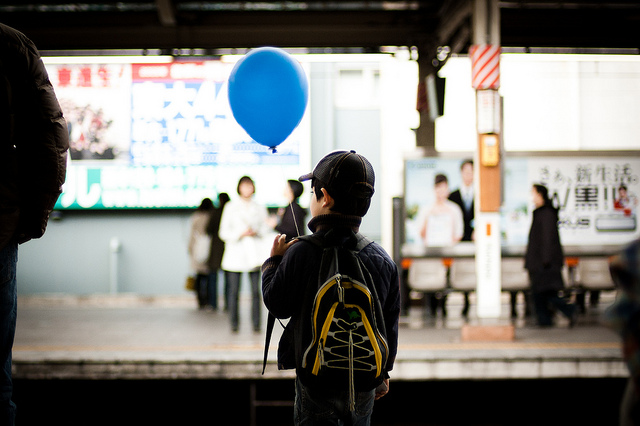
219, 176, 271, 332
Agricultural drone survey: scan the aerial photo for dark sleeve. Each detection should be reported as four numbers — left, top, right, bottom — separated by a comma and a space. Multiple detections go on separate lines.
362, 244, 400, 373
261, 256, 283, 306
382, 257, 400, 373
262, 243, 308, 319
14, 32, 68, 243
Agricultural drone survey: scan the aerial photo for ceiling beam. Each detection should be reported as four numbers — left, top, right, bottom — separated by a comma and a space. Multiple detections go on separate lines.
436, 0, 472, 47
2, 2, 638, 52
7, 10, 435, 51
156, 0, 176, 27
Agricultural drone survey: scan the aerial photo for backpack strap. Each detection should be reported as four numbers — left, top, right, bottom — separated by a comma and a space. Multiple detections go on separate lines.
354, 232, 372, 252
262, 313, 276, 375
263, 313, 287, 374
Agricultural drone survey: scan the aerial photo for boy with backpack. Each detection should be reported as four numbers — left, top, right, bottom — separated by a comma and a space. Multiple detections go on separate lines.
262, 150, 400, 425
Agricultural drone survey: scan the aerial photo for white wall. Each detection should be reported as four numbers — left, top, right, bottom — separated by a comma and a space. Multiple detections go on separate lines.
18, 211, 192, 295
436, 54, 640, 152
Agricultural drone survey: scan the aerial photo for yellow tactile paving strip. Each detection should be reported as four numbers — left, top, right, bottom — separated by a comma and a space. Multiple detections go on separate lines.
12, 341, 620, 353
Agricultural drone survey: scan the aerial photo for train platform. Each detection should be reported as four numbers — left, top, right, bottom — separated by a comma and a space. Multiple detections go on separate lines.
12, 292, 628, 382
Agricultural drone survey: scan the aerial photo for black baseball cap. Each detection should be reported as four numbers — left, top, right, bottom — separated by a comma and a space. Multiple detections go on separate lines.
299, 150, 375, 199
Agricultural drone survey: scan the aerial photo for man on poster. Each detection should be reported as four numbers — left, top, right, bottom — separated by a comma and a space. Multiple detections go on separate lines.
448, 159, 475, 317
449, 159, 475, 242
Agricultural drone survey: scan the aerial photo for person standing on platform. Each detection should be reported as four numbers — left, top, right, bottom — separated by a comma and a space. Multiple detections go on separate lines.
219, 176, 270, 333
262, 150, 400, 425
606, 239, 640, 426
0, 23, 69, 425
448, 159, 475, 318
206, 192, 229, 311
525, 184, 577, 327
188, 198, 215, 309
275, 179, 306, 241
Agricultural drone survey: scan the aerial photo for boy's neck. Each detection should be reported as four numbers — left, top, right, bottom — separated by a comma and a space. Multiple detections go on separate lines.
308, 213, 362, 233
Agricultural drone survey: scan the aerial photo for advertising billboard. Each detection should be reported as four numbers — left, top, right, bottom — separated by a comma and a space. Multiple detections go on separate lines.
47, 59, 309, 209
405, 156, 639, 250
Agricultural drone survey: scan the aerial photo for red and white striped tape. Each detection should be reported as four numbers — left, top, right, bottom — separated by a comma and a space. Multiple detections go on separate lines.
470, 44, 500, 90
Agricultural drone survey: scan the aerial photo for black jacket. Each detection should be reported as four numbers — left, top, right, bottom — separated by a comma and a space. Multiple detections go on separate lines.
206, 205, 226, 270
262, 214, 400, 389
0, 23, 68, 250
275, 201, 307, 241
525, 204, 565, 291
448, 189, 474, 241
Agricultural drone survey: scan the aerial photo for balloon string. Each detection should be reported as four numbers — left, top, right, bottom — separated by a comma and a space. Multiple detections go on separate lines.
290, 201, 301, 238
276, 159, 302, 239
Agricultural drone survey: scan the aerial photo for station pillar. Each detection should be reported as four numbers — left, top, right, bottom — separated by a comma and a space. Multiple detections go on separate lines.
467, 0, 510, 334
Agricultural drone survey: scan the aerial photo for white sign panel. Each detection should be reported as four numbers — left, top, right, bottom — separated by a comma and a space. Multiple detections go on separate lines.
503, 157, 640, 246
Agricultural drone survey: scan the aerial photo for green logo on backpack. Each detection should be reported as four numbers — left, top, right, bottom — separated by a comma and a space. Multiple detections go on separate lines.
347, 310, 361, 320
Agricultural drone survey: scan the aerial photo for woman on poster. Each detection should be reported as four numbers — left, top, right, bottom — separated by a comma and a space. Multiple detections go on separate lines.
418, 173, 464, 247
417, 173, 464, 318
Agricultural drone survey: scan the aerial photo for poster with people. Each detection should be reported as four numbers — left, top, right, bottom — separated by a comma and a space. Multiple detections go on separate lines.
405, 158, 475, 249
405, 156, 640, 253
46, 59, 310, 210
47, 63, 132, 161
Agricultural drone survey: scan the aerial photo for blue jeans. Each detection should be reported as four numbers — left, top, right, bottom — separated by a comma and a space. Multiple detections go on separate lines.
0, 242, 17, 426
294, 377, 375, 426
225, 270, 260, 331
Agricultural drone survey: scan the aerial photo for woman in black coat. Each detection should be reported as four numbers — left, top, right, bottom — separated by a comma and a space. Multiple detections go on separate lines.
525, 184, 577, 327
205, 192, 230, 310
276, 180, 307, 241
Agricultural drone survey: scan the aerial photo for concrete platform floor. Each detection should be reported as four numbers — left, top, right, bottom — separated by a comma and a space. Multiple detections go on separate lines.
12, 292, 628, 382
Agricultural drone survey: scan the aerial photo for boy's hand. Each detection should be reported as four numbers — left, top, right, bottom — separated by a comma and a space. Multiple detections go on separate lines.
375, 379, 389, 400
270, 234, 298, 257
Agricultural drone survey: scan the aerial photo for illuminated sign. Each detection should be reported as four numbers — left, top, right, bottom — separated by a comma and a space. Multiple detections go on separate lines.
47, 59, 309, 210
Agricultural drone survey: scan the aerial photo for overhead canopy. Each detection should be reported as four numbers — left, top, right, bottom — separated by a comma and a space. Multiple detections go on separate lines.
1, 1, 639, 55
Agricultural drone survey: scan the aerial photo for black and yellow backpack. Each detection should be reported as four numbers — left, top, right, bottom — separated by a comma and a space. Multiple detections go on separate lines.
263, 230, 388, 410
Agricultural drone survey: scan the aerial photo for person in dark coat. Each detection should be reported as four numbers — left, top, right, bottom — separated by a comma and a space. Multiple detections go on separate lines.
0, 23, 69, 425
606, 239, 640, 425
206, 192, 230, 310
188, 198, 215, 309
525, 184, 577, 327
276, 179, 307, 241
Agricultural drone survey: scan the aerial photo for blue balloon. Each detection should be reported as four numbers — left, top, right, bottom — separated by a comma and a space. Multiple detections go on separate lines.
228, 47, 309, 149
